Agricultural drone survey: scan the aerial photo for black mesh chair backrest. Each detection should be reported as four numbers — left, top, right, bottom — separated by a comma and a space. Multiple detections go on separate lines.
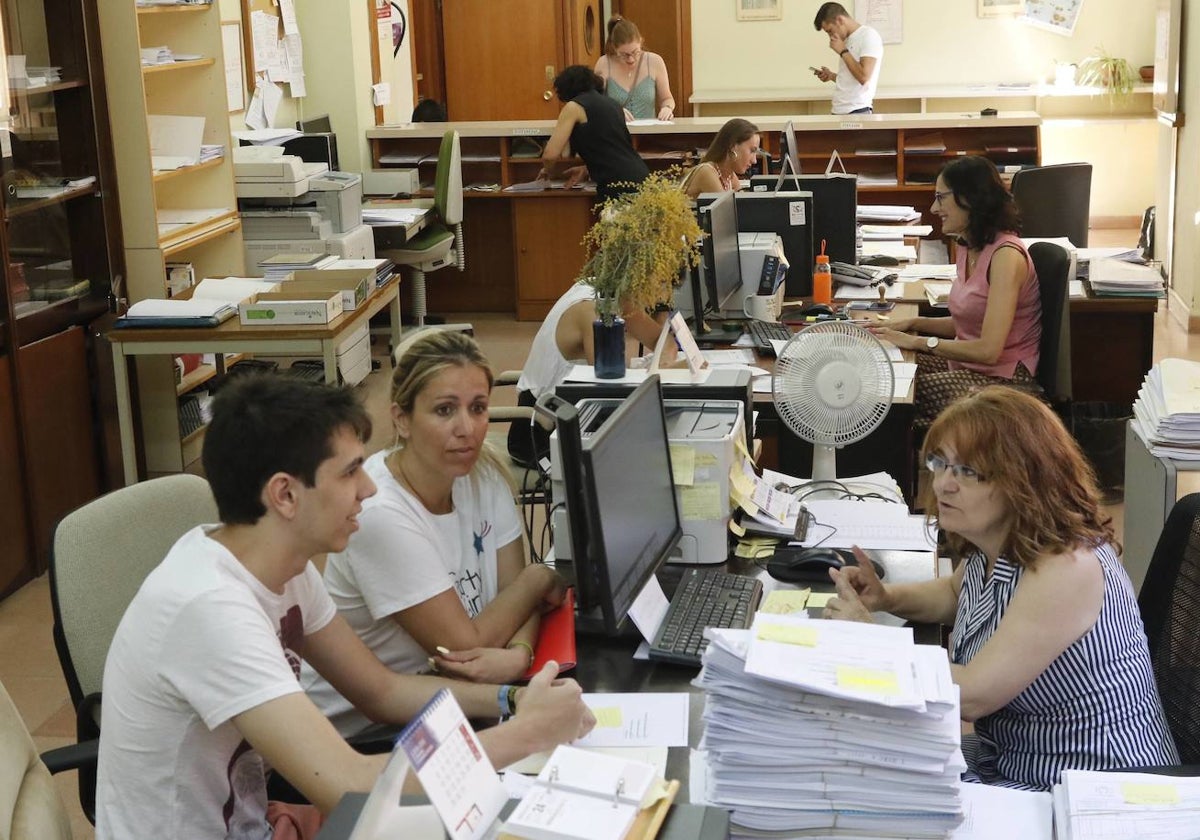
1138, 493, 1200, 764
1011, 162, 1092, 247
1027, 241, 1071, 403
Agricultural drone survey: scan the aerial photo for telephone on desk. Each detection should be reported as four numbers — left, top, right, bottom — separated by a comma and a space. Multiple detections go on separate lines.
831, 261, 896, 287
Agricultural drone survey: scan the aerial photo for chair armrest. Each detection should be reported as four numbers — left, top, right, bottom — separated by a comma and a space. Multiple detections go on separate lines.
489, 406, 534, 423
495, 370, 521, 387
41, 738, 98, 776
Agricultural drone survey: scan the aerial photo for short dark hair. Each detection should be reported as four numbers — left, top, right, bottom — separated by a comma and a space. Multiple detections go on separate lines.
554, 65, 604, 103
939, 156, 1022, 247
702, 118, 760, 165
202, 375, 372, 525
411, 99, 447, 122
814, 2, 850, 28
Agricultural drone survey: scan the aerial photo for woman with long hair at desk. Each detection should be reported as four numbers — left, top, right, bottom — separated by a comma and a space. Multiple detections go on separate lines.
680, 118, 761, 199
823, 387, 1178, 790
301, 330, 565, 738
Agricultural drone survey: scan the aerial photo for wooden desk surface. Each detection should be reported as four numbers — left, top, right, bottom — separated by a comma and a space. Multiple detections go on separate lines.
107, 281, 400, 347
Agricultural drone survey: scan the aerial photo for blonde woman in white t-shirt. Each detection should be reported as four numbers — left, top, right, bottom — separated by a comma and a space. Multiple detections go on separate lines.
302, 331, 565, 737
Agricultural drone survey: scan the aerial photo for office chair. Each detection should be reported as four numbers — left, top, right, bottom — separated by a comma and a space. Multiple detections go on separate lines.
378, 129, 468, 330
48, 474, 218, 823
0, 676, 96, 839
1010, 163, 1092, 247
1138, 493, 1200, 765
1028, 241, 1073, 409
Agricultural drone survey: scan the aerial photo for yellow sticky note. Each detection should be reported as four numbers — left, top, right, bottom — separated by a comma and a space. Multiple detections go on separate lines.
728, 519, 746, 537
592, 707, 623, 728
695, 451, 719, 468
729, 469, 754, 498
1121, 782, 1179, 806
669, 444, 696, 486
734, 434, 754, 464
806, 592, 836, 609
681, 482, 723, 520
729, 487, 759, 518
836, 666, 900, 695
757, 623, 819, 646
761, 589, 812, 615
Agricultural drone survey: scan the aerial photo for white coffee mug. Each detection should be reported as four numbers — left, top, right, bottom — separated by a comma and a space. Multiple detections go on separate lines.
744, 294, 779, 322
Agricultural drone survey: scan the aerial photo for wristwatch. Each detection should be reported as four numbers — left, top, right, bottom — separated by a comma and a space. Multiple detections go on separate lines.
839, 48, 850, 57
925, 336, 940, 352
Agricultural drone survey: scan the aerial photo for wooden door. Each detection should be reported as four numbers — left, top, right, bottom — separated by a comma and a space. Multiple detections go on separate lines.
513, 196, 593, 320
563, 0, 602, 67
441, 0, 564, 121
614, 0, 692, 117
0, 356, 33, 598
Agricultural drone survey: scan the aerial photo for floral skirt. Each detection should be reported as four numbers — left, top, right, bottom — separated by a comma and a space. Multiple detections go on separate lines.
914, 355, 1041, 431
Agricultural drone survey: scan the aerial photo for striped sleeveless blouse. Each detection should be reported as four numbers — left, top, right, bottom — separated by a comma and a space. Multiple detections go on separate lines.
951, 543, 1179, 791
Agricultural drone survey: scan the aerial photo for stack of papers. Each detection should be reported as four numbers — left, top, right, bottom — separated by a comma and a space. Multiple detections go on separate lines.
117, 297, 236, 327
324, 258, 396, 288
361, 206, 427, 226
192, 277, 279, 305
140, 46, 174, 66
857, 205, 921, 223
1053, 769, 1200, 839
694, 620, 965, 838
258, 252, 338, 281
1088, 258, 1165, 298
899, 264, 957, 281
1132, 358, 1200, 460
199, 144, 224, 163
925, 282, 953, 307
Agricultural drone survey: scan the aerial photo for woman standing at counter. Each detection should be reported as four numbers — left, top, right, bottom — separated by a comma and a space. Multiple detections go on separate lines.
680, 118, 761, 198
540, 65, 649, 205
594, 16, 676, 122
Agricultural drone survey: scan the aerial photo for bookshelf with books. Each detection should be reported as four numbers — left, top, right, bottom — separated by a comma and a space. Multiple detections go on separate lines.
0, 0, 125, 592
97, 0, 245, 473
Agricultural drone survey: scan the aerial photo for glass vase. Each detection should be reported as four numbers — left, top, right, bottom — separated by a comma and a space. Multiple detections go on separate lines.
593, 316, 626, 379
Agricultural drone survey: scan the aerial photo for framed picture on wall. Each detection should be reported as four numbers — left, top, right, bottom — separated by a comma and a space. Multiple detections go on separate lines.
736, 0, 782, 22
978, 0, 1024, 16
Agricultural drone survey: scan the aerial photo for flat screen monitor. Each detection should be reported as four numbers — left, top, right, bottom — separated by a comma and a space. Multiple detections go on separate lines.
775, 119, 801, 188
296, 113, 333, 134
749, 173, 858, 266
578, 376, 681, 634
698, 190, 742, 314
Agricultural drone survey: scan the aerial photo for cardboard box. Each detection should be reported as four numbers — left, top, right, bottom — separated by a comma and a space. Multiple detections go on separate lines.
239, 291, 343, 325
283, 268, 372, 310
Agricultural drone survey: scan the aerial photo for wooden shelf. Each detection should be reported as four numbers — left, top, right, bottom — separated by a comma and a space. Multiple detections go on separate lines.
7, 79, 88, 96
136, 3, 210, 14
5, 184, 100, 218
142, 57, 216, 75
153, 155, 224, 183
180, 422, 207, 446
176, 361, 215, 395
159, 213, 240, 255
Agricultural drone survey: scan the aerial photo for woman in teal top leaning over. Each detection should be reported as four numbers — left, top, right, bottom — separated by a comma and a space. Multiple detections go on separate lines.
593, 16, 676, 122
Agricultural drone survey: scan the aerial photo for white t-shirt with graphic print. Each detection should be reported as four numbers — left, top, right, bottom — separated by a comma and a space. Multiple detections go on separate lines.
95, 525, 335, 840
301, 450, 523, 737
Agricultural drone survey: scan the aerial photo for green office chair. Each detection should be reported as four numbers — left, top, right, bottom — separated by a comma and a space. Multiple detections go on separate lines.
381, 130, 467, 329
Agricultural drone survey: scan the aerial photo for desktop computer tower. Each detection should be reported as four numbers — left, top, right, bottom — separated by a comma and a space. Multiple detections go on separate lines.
733, 191, 814, 297
749, 174, 858, 267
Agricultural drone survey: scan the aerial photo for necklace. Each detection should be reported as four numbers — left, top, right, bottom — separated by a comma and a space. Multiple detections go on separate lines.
389, 450, 450, 514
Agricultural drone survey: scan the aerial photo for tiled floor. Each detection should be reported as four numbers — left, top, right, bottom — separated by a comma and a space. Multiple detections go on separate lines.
1, 229, 1182, 837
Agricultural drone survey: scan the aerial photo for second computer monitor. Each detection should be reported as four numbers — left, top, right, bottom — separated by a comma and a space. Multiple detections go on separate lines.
733, 190, 815, 298
750, 173, 858, 266
698, 190, 742, 314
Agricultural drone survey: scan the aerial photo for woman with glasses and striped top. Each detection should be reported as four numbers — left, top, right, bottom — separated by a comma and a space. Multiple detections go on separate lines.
824, 387, 1179, 791
594, 16, 676, 122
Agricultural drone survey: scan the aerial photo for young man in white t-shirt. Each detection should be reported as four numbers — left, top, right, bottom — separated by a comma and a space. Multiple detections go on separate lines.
95, 376, 594, 840
811, 2, 884, 115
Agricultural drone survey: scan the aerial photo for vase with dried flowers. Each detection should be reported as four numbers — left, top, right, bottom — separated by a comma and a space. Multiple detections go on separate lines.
577, 170, 703, 378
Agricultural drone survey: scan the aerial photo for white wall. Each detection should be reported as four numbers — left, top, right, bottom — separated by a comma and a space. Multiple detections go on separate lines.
691, 0, 1155, 92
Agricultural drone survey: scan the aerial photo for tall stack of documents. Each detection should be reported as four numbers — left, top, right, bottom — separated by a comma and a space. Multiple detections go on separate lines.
695, 617, 964, 838
1087, 258, 1164, 297
856, 205, 921, 223
1052, 769, 1200, 839
258, 252, 337, 282
1132, 358, 1200, 460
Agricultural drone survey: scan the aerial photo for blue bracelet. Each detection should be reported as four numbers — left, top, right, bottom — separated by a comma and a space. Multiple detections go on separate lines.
498, 684, 514, 717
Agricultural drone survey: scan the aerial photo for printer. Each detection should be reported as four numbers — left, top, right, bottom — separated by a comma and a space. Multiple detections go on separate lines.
725, 231, 787, 318
549, 398, 744, 565
233, 146, 327, 198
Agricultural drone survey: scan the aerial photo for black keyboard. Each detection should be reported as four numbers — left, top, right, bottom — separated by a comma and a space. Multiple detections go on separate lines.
746, 319, 793, 355
649, 569, 763, 667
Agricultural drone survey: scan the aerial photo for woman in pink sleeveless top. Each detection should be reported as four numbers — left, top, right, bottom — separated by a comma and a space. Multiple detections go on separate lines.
871, 156, 1041, 429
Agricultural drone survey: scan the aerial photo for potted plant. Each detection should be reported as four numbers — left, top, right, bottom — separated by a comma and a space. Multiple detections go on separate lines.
577, 170, 702, 378
1077, 47, 1137, 107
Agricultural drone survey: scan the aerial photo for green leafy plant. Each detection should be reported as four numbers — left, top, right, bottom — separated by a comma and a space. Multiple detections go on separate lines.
1077, 47, 1136, 107
578, 169, 703, 323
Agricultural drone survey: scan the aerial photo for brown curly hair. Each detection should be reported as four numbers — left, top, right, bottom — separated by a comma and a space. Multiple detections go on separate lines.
920, 386, 1117, 568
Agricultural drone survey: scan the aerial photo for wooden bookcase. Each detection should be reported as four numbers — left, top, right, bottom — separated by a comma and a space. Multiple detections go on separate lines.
367, 114, 1042, 319
96, 0, 245, 474
0, 0, 123, 592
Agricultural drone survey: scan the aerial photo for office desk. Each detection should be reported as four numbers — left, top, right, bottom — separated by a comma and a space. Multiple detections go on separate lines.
892, 280, 1157, 406
107, 281, 403, 485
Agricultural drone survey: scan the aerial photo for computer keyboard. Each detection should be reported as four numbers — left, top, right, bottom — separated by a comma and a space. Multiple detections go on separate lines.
746, 319, 793, 355
649, 569, 763, 667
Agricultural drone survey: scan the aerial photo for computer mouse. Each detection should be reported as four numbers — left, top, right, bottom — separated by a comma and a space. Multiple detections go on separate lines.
766, 546, 885, 584
800, 303, 835, 318
861, 255, 900, 267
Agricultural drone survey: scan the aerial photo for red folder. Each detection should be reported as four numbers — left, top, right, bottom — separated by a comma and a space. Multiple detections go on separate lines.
522, 587, 577, 680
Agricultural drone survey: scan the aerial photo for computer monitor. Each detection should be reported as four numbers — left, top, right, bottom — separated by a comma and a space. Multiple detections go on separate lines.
296, 113, 333, 134
700, 190, 742, 313
749, 173, 858, 266
774, 119, 801, 190
570, 376, 682, 635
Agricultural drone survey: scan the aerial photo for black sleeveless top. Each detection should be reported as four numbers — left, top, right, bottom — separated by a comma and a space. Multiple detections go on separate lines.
569, 90, 649, 203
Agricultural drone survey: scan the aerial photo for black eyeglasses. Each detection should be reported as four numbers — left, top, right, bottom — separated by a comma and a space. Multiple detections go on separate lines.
932, 190, 953, 206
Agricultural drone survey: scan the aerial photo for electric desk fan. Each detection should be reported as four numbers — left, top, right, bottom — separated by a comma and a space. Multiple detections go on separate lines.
772, 321, 895, 483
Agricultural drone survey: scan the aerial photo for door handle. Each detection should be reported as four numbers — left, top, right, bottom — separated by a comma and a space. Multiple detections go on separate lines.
543, 91, 552, 101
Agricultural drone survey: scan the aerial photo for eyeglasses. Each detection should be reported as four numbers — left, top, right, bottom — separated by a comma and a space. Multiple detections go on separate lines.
616, 47, 643, 61
925, 453, 985, 484
932, 190, 953, 206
